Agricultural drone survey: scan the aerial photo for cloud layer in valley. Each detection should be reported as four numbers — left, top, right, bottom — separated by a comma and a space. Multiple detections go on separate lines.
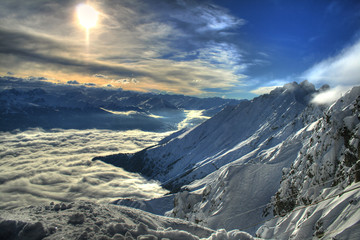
0, 128, 173, 209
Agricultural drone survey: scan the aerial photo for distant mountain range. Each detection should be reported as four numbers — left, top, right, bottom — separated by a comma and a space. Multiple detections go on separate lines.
95, 81, 360, 238
0, 76, 240, 131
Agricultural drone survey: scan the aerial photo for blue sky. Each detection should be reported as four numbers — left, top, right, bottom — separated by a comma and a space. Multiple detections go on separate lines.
0, 0, 359, 99
213, 0, 360, 97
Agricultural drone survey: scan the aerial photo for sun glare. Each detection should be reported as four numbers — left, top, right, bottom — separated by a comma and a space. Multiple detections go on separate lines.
77, 3, 98, 29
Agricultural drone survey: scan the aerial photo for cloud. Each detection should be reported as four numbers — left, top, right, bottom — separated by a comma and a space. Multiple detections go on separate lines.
0, 102, 211, 209
94, 74, 109, 79
303, 39, 360, 87
311, 85, 351, 105
171, 1, 245, 32
0, 128, 173, 209
115, 78, 139, 85
67, 80, 79, 84
250, 86, 280, 95
0, 0, 249, 96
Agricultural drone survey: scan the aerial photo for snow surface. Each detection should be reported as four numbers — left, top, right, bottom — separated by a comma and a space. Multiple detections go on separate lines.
0, 201, 257, 240
105, 81, 325, 234
257, 182, 360, 239
107, 81, 322, 192
166, 86, 360, 236
110, 83, 360, 238
257, 86, 360, 238
166, 119, 313, 234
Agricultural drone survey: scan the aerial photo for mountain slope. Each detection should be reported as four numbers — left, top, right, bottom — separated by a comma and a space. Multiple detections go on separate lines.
167, 86, 360, 236
96, 81, 321, 191
166, 101, 320, 234
257, 86, 360, 239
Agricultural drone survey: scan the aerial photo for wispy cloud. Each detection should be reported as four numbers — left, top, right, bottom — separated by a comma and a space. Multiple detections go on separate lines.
311, 85, 351, 105
300, 37, 360, 104
250, 86, 280, 95
303, 38, 360, 87
171, 1, 245, 32
0, 0, 249, 96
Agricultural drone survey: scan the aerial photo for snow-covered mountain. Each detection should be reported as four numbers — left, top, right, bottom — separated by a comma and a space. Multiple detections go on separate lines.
167, 86, 360, 237
166, 87, 360, 236
1, 78, 359, 238
0, 76, 240, 131
257, 86, 360, 239
96, 81, 322, 191
97, 81, 360, 237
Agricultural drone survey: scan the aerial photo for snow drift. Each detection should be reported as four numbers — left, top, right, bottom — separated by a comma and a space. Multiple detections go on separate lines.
0, 201, 256, 240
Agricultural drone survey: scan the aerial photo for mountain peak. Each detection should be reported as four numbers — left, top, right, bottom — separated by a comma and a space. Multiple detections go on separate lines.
299, 80, 315, 91
268, 80, 316, 96
282, 80, 315, 93
266, 80, 317, 105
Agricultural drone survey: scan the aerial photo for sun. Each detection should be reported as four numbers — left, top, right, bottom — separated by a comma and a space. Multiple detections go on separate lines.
76, 3, 98, 29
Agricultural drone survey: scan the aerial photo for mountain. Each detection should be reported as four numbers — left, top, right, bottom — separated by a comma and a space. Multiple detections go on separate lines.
0, 76, 240, 131
257, 86, 360, 239
97, 81, 360, 237
165, 85, 360, 237
95, 81, 322, 191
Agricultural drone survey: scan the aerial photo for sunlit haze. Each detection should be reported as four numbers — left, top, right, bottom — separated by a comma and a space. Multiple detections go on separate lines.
77, 3, 98, 29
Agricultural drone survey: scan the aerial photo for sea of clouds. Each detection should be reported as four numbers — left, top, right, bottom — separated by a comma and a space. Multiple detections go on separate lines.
0, 128, 174, 209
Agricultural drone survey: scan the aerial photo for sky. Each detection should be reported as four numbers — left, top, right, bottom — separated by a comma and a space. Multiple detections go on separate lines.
0, 0, 359, 99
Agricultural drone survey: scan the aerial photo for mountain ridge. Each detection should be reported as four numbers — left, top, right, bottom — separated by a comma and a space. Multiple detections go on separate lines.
0, 76, 240, 131
100, 82, 360, 237
96, 80, 323, 191
165, 85, 360, 236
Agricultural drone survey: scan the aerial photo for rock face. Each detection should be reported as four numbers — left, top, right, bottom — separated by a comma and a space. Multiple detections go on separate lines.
254, 87, 360, 239
273, 87, 360, 216
0, 220, 46, 240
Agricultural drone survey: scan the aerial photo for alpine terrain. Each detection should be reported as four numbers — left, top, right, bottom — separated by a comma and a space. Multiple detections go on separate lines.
96, 81, 360, 238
